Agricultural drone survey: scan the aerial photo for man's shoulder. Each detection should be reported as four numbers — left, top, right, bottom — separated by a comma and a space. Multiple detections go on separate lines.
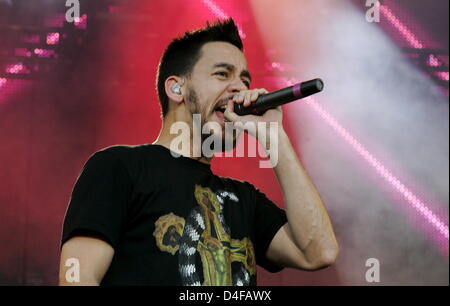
93, 143, 162, 159
82, 144, 165, 180
98, 143, 149, 155
86, 143, 161, 169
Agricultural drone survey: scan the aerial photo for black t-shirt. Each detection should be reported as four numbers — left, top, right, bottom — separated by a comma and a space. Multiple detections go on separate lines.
61, 144, 287, 286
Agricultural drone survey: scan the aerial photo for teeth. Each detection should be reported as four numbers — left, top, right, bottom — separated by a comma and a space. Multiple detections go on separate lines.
215, 105, 226, 112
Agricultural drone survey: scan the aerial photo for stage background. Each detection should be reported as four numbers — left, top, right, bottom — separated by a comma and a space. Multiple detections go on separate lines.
0, 0, 448, 285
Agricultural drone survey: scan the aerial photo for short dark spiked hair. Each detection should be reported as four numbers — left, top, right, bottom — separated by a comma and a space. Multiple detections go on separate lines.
156, 18, 243, 118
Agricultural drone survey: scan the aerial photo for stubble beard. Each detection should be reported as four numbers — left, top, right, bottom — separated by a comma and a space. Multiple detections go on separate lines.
185, 85, 239, 154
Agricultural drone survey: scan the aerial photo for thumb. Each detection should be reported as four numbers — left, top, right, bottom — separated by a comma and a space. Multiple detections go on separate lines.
223, 100, 242, 123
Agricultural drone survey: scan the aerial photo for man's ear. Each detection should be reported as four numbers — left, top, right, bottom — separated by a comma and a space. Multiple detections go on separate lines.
165, 76, 185, 104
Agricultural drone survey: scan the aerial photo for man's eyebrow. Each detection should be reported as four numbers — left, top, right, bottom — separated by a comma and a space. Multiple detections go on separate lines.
212, 62, 252, 82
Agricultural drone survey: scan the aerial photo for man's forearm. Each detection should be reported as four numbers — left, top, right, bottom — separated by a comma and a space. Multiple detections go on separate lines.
271, 128, 339, 263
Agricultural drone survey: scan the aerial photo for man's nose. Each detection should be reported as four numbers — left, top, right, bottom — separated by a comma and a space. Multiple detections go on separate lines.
228, 78, 248, 94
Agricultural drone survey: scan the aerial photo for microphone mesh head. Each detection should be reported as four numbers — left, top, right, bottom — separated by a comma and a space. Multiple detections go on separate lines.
315, 79, 324, 91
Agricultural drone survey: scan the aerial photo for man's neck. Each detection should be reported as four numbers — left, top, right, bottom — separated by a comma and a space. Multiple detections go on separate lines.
153, 112, 212, 166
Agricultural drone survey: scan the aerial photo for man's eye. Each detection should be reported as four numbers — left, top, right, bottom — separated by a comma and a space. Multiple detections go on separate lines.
243, 80, 250, 88
215, 71, 228, 77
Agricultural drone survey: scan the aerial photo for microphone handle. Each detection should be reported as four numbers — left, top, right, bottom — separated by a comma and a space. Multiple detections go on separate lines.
233, 78, 324, 116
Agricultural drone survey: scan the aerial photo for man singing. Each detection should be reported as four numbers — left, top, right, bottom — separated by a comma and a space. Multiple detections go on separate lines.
59, 18, 338, 286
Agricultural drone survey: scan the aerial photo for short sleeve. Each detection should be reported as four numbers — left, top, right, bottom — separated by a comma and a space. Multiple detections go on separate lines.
61, 150, 133, 250
251, 185, 288, 273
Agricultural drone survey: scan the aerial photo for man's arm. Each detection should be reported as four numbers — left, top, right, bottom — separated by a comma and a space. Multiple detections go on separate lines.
266, 128, 339, 270
225, 89, 339, 271
59, 236, 114, 286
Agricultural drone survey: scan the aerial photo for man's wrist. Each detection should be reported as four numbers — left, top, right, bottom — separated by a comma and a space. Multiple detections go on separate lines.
256, 123, 286, 155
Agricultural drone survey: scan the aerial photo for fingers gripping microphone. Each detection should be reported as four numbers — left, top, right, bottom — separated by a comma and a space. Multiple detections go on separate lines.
233, 78, 324, 116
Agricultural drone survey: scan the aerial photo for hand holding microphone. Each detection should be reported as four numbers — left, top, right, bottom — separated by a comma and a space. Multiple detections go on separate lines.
232, 78, 324, 116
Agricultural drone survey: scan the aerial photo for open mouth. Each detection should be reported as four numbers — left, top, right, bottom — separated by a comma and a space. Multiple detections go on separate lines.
213, 104, 227, 113
213, 104, 227, 122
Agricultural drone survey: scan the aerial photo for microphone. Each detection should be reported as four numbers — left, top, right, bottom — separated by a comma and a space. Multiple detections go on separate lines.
233, 78, 324, 116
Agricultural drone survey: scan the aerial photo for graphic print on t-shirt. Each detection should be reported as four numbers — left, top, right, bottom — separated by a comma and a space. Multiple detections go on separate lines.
153, 184, 256, 286
153, 213, 186, 255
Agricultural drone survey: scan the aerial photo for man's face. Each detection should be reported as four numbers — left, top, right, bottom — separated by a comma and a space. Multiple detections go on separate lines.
184, 41, 251, 152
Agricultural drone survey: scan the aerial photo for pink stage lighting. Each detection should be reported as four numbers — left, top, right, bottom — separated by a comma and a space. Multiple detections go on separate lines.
380, 4, 448, 83
201, 0, 246, 38
6, 64, 27, 74
304, 96, 449, 244
380, 5, 423, 49
46, 32, 60, 45
74, 14, 88, 30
